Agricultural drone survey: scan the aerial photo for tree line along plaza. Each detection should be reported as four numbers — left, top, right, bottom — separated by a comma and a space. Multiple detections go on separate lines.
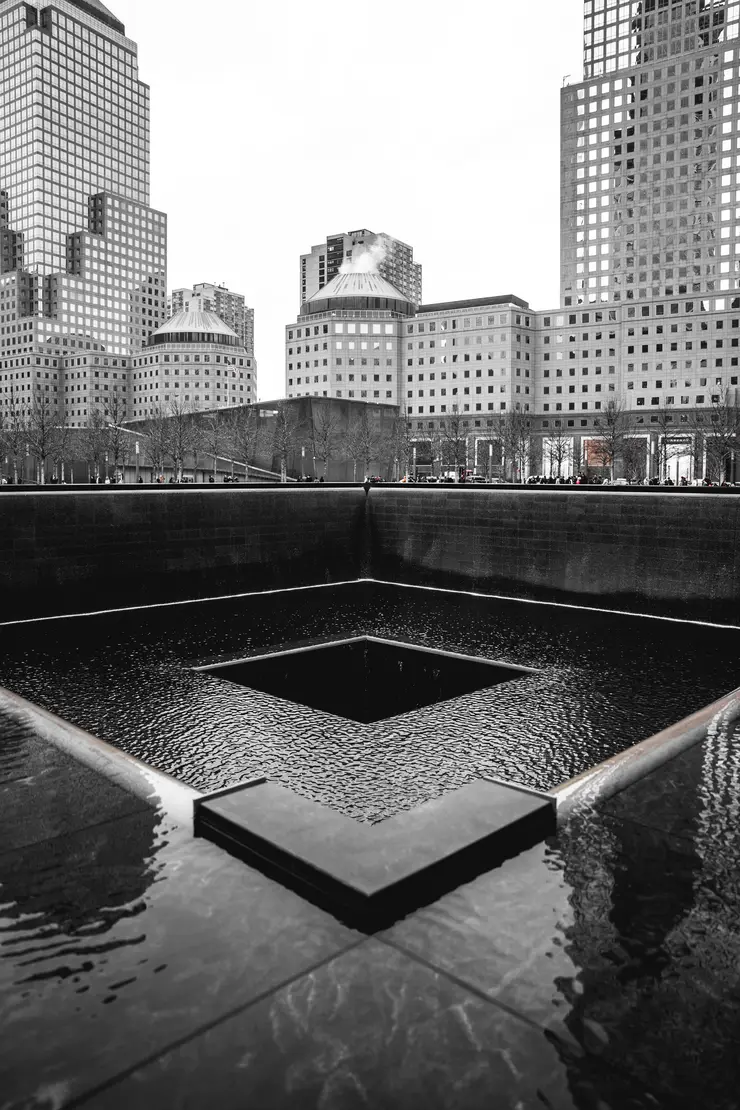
0, 0, 740, 482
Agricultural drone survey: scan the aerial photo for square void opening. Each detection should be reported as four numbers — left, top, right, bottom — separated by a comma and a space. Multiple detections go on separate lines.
202, 638, 532, 724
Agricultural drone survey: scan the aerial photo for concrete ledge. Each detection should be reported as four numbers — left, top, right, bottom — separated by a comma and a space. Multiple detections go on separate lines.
194, 778, 555, 930
551, 682, 740, 819
0, 684, 199, 828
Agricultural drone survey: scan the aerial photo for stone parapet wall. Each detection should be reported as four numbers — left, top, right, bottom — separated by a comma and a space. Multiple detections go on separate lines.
0, 487, 367, 620
367, 488, 740, 624
2, 486, 739, 623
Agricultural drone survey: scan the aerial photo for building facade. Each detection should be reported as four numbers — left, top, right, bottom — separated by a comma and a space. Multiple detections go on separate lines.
0, 0, 167, 428
169, 283, 255, 356
130, 308, 255, 419
540, 0, 740, 478
396, 0, 740, 483
286, 272, 414, 406
299, 230, 422, 307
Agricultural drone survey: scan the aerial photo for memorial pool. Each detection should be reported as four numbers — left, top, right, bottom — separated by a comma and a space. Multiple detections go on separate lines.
0, 581, 738, 820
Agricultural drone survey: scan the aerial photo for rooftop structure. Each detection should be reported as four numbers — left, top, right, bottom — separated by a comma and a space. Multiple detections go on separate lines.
168, 283, 255, 355
130, 308, 255, 419
286, 270, 413, 406
300, 230, 422, 307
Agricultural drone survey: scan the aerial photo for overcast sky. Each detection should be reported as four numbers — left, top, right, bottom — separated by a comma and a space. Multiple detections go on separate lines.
114, 0, 584, 401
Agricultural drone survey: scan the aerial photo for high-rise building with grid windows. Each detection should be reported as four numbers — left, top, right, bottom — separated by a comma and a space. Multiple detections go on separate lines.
562, 0, 740, 309
0, 0, 167, 427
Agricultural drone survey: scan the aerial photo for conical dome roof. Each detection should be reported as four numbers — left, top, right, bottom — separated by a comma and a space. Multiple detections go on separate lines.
301, 270, 415, 317
307, 271, 406, 303
147, 308, 242, 349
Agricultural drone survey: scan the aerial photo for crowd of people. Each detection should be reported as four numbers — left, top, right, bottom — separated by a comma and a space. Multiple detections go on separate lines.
526, 474, 734, 487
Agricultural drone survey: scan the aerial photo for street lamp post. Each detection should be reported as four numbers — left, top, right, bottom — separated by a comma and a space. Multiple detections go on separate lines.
135, 440, 140, 485
488, 443, 493, 483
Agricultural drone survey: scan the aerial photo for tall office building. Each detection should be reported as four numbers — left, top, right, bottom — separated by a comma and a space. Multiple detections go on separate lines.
561, 0, 740, 308
547, 0, 740, 479
0, 0, 167, 426
169, 283, 255, 355
300, 230, 422, 307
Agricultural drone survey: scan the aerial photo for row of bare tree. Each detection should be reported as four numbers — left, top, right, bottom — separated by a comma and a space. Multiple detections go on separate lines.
584, 395, 740, 482
0, 389, 73, 484
4, 391, 737, 485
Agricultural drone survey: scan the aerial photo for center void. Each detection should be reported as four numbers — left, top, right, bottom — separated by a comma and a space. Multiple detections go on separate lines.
202, 637, 532, 723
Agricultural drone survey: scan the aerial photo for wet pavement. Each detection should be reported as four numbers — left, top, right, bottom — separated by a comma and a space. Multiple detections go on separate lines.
2, 702, 740, 1108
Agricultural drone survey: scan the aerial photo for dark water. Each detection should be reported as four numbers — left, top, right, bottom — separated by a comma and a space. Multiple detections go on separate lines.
0, 581, 739, 821
206, 637, 529, 724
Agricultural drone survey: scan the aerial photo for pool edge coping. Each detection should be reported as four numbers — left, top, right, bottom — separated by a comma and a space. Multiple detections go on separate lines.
551, 683, 740, 818
0, 684, 200, 828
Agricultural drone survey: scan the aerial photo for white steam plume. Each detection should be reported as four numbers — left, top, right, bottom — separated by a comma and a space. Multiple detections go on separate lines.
339, 235, 390, 275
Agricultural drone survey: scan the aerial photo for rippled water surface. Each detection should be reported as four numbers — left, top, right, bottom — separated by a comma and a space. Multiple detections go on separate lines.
0, 581, 739, 820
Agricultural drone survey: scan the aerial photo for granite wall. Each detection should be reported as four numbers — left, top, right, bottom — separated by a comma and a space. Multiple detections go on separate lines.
3, 486, 740, 624
0, 487, 367, 620
366, 487, 740, 623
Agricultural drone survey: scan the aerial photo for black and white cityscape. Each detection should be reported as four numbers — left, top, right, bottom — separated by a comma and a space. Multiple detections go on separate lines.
1, 3, 740, 1109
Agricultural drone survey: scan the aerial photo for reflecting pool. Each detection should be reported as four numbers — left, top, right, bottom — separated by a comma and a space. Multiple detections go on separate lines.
0, 581, 738, 821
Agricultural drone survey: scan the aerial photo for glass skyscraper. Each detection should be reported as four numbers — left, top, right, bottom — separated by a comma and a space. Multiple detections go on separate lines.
0, 0, 167, 425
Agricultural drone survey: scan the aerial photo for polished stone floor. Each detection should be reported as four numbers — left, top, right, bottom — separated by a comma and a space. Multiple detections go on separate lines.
2, 705, 739, 1109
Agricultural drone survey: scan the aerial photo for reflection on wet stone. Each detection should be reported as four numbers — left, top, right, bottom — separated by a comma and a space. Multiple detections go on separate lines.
2, 583, 740, 1107
0, 803, 357, 1107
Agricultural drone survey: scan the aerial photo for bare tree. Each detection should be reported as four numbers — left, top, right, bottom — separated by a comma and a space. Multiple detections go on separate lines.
227, 405, 265, 479
426, 425, 445, 477
311, 403, 342, 480
650, 406, 688, 482
80, 408, 109, 482
27, 393, 64, 485
542, 423, 574, 478
622, 436, 648, 484
343, 408, 383, 481
0, 385, 28, 484
691, 389, 740, 483
167, 398, 200, 481
200, 410, 226, 480
591, 398, 631, 480
142, 403, 171, 480
102, 390, 131, 480
473, 436, 503, 481
387, 412, 414, 481
500, 410, 534, 482
51, 423, 75, 484
439, 408, 468, 478
270, 400, 307, 483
